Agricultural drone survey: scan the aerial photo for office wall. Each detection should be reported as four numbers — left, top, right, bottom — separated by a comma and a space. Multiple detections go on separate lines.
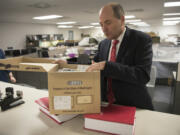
0, 22, 82, 50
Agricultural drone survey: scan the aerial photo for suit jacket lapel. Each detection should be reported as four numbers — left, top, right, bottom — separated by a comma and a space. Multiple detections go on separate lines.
116, 27, 130, 61
104, 40, 111, 60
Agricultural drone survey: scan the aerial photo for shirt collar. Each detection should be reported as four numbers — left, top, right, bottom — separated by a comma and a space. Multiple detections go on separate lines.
113, 27, 126, 42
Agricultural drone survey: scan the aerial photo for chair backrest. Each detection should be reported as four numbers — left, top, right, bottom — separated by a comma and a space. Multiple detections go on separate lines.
41, 51, 49, 57
21, 49, 29, 55
13, 50, 21, 57
147, 66, 157, 87
4, 50, 12, 56
77, 54, 90, 65
30, 48, 37, 53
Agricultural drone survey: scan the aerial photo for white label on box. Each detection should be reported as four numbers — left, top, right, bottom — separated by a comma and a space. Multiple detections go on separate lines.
54, 96, 71, 110
77, 96, 92, 104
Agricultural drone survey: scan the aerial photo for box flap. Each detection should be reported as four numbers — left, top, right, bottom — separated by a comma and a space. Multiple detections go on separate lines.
20, 63, 58, 72
0, 56, 57, 72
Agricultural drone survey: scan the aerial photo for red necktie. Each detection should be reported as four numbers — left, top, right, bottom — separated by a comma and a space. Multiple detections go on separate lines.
107, 40, 119, 105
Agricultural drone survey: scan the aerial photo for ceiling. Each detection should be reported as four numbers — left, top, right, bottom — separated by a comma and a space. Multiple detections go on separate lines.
0, 0, 180, 28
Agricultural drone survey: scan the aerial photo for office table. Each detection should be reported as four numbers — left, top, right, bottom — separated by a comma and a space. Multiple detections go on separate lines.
153, 58, 180, 114
0, 81, 180, 135
153, 58, 180, 63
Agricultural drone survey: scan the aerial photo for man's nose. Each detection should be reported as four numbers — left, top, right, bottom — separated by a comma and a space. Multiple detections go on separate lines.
102, 25, 107, 32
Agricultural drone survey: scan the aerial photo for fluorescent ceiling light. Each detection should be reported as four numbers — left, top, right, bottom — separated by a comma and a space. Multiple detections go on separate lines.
163, 22, 176, 26
56, 22, 76, 25
125, 15, 135, 19
163, 20, 180, 26
164, 2, 180, 7
125, 19, 141, 23
57, 25, 73, 28
78, 26, 94, 29
163, 13, 180, 16
95, 26, 101, 29
129, 22, 150, 27
33, 15, 63, 20
90, 23, 100, 25
163, 17, 180, 21
163, 23, 176, 26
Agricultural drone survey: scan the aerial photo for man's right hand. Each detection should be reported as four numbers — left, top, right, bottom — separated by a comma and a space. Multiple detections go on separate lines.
86, 61, 106, 72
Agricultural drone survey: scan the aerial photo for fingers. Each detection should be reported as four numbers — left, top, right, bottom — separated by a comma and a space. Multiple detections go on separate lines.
53, 59, 67, 65
86, 63, 100, 72
86, 65, 94, 72
10, 77, 16, 83
86, 61, 97, 72
86, 61, 106, 72
91, 60, 95, 64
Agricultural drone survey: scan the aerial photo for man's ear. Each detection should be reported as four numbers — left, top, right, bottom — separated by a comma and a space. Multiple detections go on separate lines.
121, 15, 125, 25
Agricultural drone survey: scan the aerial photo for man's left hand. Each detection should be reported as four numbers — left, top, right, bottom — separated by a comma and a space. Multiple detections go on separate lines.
10, 76, 16, 83
86, 61, 106, 72
9, 72, 16, 83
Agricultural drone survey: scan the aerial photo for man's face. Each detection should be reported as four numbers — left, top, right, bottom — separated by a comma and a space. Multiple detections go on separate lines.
99, 6, 124, 40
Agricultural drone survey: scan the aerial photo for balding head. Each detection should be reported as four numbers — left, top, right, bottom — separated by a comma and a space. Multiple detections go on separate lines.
100, 3, 125, 20
99, 3, 125, 40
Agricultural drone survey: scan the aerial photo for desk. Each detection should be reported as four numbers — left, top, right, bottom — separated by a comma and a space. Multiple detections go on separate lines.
0, 81, 180, 135
153, 58, 178, 78
152, 58, 180, 114
153, 58, 180, 63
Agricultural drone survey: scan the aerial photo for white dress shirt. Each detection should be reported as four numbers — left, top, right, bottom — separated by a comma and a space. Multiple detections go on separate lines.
108, 27, 126, 60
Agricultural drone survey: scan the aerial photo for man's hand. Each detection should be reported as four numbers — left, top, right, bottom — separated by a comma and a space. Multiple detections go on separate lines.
86, 61, 106, 72
10, 76, 16, 83
53, 59, 67, 65
9, 72, 16, 83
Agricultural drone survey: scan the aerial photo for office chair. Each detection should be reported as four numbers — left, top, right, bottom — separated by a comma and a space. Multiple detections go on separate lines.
4, 50, 12, 57
21, 49, 29, 55
77, 54, 91, 65
30, 48, 37, 53
41, 51, 49, 58
12, 50, 21, 57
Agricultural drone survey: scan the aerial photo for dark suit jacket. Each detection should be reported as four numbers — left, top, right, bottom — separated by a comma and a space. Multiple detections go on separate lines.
94, 27, 153, 110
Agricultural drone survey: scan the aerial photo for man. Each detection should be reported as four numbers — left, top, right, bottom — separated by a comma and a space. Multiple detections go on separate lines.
86, 3, 153, 110
0, 49, 16, 83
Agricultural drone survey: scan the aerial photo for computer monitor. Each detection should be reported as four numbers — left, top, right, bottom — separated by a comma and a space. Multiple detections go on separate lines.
4, 50, 12, 56
12, 50, 21, 57
41, 51, 49, 58
21, 49, 28, 55
30, 48, 37, 53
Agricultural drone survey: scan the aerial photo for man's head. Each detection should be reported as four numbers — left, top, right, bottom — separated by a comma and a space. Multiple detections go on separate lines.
99, 3, 125, 40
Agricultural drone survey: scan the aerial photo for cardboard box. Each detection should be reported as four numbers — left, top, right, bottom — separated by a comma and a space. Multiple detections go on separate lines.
0, 56, 101, 114
0, 56, 57, 72
48, 63, 101, 114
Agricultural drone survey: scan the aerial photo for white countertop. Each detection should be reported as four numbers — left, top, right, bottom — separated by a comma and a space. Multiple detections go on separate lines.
0, 81, 180, 135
